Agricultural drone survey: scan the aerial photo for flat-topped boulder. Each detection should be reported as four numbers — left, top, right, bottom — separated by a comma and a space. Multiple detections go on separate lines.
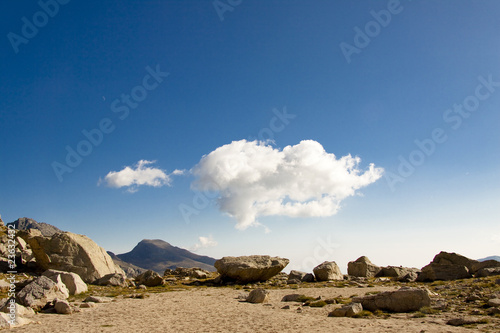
347, 256, 381, 277
20, 231, 124, 283
353, 287, 430, 312
214, 255, 289, 283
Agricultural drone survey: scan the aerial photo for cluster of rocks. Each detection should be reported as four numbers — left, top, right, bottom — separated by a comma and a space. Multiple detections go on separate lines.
417, 251, 500, 281
347, 256, 420, 282
241, 286, 431, 317
0, 221, 130, 329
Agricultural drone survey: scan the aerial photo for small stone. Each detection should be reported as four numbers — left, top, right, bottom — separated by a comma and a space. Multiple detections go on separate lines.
281, 305, 290, 309
447, 317, 481, 326
281, 294, 303, 302
80, 302, 96, 308
487, 298, 500, 307
246, 288, 269, 303
54, 299, 72, 314
84, 296, 112, 303
328, 303, 363, 317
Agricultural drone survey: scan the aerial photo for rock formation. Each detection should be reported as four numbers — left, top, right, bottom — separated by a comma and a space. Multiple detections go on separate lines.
214, 255, 289, 283
347, 256, 381, 277
313, 261, 343, 281
20, 231, 124, 283
353, 287, 431, 312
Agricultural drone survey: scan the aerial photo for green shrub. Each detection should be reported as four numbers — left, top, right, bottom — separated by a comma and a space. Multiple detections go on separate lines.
309, 301, 327, 308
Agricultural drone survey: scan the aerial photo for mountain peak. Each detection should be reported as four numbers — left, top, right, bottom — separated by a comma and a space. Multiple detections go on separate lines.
7, 217, 63, 237
117, 239, 217, 274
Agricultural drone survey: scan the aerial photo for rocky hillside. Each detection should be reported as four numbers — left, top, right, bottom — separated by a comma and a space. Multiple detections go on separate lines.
117, 239, 217, 274
7, 217, 63, 236
107, 251, 147, 278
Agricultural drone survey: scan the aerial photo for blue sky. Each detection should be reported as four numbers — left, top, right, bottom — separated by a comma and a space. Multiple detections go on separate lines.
1, 0, 499, 273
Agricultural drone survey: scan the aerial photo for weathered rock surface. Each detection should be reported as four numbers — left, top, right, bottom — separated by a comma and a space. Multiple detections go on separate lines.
246, 288, 269, 303
214, 256, 289, 283
16, 276, 68, 310
84, 296, 113, 303
94, 273, 128, 287
43, 269, 88, 295
0, 301, 35, 318
313, 261, 343, 281
164, 267, 210, 279
328, 303, 363, 317
135, 270, 164, 287
377, 266, 420, 279
54, 299, 72, 314
288, 270, 306, 281
0, 312, 32, 329
488, 298, 500, 307
281, 294, 303, 302
417, 263, 471, 281
447, 317, 484, 326
352, 287, 431, 312
21, 231, 124, 283
7, 217, 63, 237
476, 267, 500, 278
287, 270, 315, 283
347, 256, 381, 278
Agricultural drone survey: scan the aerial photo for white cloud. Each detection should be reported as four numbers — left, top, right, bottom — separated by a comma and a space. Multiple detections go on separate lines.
191, 140, 383, 230
191, 235, 218, 252
99, 160, 181, 193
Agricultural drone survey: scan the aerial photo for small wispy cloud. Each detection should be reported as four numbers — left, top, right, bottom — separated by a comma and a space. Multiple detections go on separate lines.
191, 235, 218, 252
98, 160, 183, 193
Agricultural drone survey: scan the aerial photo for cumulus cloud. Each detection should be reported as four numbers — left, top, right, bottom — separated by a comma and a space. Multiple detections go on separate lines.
191, 235, 218, 252
99, 160, 183, 193
191, 140, 383, 230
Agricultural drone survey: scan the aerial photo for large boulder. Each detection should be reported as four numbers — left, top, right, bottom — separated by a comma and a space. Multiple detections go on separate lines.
16, 276, 68, 310
20, 231, 125, 283
476, 267, 500, 278
347, 256, 381, 278
417, 263, 471, 282
313, 261, 343, 281
135, 270, 164, 287
42, 269, 88, 295
353, 287, 431, 312
214, 256, 289, 283
416, 251, 484, 282
377, 266, 420, 279
94, 273, 128, 287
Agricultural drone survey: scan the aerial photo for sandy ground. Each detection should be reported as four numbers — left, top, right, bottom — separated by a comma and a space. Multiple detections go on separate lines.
10, 286, 487, 333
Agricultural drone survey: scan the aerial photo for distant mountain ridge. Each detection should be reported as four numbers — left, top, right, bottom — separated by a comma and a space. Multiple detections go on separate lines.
7, 217, 63, 236
107, 251, 147, 278
117, 239, 217, 274
478, 256, 500, 262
